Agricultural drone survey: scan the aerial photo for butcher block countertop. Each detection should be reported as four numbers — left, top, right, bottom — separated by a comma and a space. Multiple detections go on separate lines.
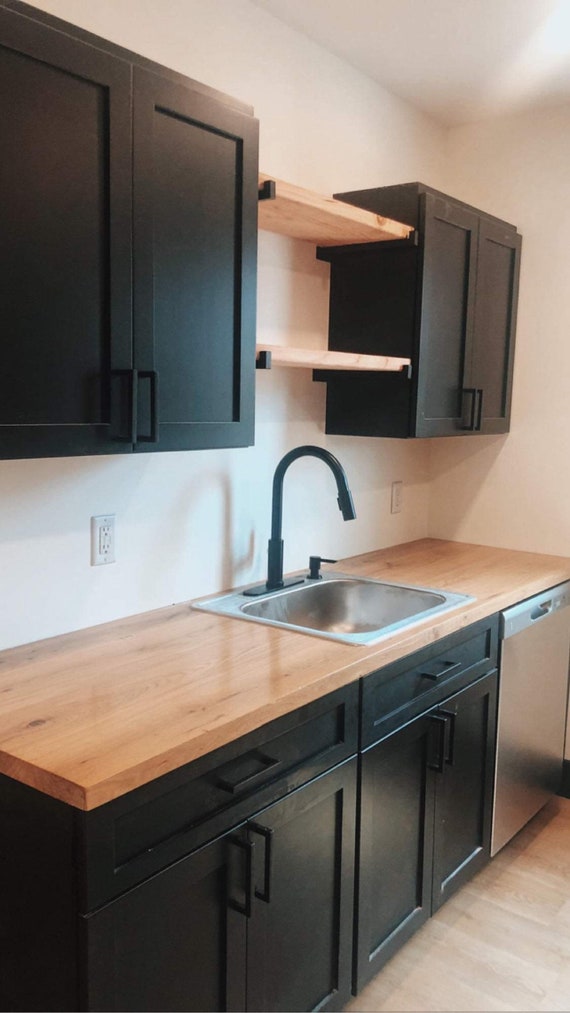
1, 538, 570, 812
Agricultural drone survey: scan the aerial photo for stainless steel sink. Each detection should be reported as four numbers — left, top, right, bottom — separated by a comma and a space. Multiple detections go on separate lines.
193, 573, 473, 646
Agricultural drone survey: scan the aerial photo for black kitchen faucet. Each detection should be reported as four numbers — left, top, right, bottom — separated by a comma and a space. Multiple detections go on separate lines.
244, 445, 356, 596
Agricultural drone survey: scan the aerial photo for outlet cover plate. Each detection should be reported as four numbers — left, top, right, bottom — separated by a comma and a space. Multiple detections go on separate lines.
91, 514, 115, 565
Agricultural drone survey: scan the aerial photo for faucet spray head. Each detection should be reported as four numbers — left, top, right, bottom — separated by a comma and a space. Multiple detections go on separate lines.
337, 487, 356, 521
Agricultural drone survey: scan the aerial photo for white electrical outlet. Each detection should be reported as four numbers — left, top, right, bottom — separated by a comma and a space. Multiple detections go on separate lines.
391, 481, 403, 514
91, 515, 115, 565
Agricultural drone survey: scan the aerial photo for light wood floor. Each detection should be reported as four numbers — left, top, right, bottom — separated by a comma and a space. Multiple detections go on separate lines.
346, 797, 570, 1012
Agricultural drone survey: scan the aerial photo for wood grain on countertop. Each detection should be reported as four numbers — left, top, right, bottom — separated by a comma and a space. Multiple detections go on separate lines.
1, 539, 569, 811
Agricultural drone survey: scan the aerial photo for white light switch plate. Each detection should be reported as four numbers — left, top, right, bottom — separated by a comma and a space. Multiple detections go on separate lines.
391, 481, 403, 514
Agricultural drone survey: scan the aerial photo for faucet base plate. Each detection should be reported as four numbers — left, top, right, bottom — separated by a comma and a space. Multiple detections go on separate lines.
242, 576, 305, 597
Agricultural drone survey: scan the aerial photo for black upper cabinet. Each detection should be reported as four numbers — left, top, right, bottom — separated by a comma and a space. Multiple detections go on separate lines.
0, 3, 258, 458
318, 183, 521, 439
132, 68, 257, 452
0, 5, 133, 458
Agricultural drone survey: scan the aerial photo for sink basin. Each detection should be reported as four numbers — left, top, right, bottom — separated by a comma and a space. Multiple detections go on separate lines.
193, 572, 473, 646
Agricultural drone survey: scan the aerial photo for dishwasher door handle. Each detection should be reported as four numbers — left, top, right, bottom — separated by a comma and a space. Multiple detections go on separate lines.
530, 600, 553, 621
501, 582, 570, 638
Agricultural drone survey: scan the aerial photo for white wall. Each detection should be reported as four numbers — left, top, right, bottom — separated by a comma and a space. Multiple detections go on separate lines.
1, 0, 447, 650
429, 105, 570, 556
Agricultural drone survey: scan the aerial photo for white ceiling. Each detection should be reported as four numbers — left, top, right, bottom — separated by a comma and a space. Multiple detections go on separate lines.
251, 0, 570, 125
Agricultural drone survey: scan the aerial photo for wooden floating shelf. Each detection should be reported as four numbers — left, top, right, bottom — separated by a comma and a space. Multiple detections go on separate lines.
258, 174, 413, 247
256, 344, 411, 373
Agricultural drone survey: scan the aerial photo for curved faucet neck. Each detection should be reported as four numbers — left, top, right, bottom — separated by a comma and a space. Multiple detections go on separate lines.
267, 445, 356, 591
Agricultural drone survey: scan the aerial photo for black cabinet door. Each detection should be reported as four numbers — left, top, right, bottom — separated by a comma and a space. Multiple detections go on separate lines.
132, 66, 258, 452
321, 183, 520, 440
414, 194, 479, 437
469, 221, 521, 434
0, 8, 133, 459
355, 714, 435, 992
431, 669, 498, 912
84, 830, 248, 1013
355, 661, 498, 992
245, 759, 356, 1013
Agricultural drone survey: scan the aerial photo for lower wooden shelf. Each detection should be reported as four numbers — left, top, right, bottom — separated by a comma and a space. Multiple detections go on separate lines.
256, 344, 411, 373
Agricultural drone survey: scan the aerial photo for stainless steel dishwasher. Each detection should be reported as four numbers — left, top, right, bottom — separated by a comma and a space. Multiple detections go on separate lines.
491, 581, 570, 855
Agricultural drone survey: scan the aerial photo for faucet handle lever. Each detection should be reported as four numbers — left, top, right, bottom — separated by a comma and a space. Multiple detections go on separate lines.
308, 556, 337, 580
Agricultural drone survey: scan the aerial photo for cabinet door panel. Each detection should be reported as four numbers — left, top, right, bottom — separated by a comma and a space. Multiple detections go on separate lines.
0, 10, 132, 457
84, 833, 247, 1012
133, 67, 258, 451
415, 195, 479, 436
246, 760, 356, 1013
432, 670, 498, 912
356, 715, 435, 992
472, 222, 521, 433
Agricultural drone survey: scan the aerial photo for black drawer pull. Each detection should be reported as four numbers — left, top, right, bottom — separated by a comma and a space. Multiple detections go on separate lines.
216, 751, 282, 795
419, 659, 462, 681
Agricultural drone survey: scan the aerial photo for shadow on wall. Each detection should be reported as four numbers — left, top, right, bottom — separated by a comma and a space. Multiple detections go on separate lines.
182, 468, 255, 594
428, 434, 507, 539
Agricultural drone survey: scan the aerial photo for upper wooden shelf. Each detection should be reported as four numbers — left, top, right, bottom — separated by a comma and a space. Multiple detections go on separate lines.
258, 174, 413, 247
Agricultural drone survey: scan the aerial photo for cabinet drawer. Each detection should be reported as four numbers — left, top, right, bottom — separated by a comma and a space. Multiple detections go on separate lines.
361, 616, 498, 747
80, 682, 358, 910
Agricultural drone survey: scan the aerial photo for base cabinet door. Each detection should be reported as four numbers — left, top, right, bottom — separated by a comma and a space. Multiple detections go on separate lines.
431, 670, 498, 911
84, 759, 357, 1013
84, 831, 247, 1013
355, 668, 498, 991
245, 759, 356, 1013
355, 715, 435, 992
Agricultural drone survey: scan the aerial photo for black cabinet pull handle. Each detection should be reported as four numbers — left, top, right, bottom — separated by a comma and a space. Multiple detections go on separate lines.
110, 369, 138, 443
228, 836, 254, 918
475, 388, 484, 431
438, 708, 456, 766
427, 712, 455, 773
248, 822, 273, 903
130, 369, 139, 444
419, 659, 462, 681
137, 370, 159, 443
461, 387, 477, 430
217, 752, 282, 795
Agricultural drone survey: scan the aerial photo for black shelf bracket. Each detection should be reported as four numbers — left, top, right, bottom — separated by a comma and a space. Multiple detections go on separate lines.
258, 179, 276, 201
256, 350, 272, 369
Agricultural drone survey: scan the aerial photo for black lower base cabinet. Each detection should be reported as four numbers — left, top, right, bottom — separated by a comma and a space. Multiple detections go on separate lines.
85, 762, 356, 1013
356, 662, 498, 991
0, 616, 500, 1012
